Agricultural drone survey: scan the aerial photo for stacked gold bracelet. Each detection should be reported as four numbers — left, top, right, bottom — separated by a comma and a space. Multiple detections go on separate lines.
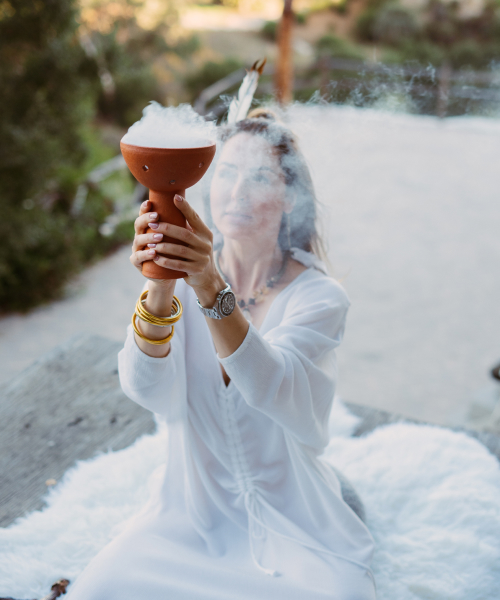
132, 290, 183, 345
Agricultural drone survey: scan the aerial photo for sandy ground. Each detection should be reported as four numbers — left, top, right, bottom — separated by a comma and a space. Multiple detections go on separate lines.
0, 247, 144, 382
290, 106, 500, 427
1, 106, 499, 428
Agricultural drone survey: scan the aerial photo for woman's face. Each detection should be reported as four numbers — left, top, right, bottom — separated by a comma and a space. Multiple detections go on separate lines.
210, 132, 290, 244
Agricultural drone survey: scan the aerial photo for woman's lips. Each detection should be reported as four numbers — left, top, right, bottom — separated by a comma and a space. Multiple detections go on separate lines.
223, 211, 252, 221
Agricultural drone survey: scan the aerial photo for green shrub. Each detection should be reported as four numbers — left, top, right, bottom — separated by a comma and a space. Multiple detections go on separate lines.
0, 189, 133, 313
330, 0, 349, 15
91, 25, 164, 127
372, 5, 420, 46
98, 63, 161, 128
449, 39, 500, 69
356, 8, 380, 42
174, 34, 201, 58
0, 0, 134, 313
398, 39, 445, 65
261, 20, 278, 42
184, 58, 243, 102
316, 34, 364, 60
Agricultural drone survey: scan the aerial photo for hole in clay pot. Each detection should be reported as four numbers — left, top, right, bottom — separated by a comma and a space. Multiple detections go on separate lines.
142, 165, 149, 171
170, 179, 176, 184
199, 162, 204, 168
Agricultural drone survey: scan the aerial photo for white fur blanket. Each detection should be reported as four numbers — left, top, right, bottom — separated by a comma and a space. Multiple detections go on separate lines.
1, 400, 499, 599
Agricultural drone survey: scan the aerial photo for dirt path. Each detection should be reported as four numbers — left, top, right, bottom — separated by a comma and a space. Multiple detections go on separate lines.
0, 246, 143, 386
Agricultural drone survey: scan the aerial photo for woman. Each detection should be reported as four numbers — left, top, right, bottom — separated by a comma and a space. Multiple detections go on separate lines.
67, 110, 376, 599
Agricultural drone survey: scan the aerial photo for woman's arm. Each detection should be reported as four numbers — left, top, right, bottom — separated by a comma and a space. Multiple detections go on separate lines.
146, 194, 250, 359
118, 200, 185, 417
129, 200, 178, 358
218, 278, 349, 451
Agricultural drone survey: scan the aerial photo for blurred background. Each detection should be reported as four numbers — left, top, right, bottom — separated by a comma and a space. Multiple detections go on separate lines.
0, 0, 499, 430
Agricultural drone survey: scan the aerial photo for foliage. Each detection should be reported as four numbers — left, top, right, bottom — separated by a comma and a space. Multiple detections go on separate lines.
174, 33, 201, 58
357, 3, 419, 44
330, 0, 349, 15
296, 11, 308, 24
91, 26, 164, 127
397, 39, 445, 66
81, 2, 198, 126
261, 20, 278, 42
316, 34, 364, 60
356, 8, 380, 42
210, 0, 239, 7
261, 12, 309, 42
448, 39, 500, 69
0, 0, 133, 312
356, 0, 500, 69
372, 5, 420, 46
184, 57, 243, 101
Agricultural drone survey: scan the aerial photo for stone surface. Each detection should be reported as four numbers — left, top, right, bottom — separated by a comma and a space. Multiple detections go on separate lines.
345, 401, 500, 463
0, 335, 155, 527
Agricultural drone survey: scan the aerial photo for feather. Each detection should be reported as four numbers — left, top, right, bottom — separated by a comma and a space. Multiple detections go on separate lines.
227, 59, 266, 124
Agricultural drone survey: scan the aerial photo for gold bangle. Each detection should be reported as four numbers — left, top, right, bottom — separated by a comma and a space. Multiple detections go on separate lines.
135, 291, 182, 326
132, 313, 174, 345
135, 291, 183, 327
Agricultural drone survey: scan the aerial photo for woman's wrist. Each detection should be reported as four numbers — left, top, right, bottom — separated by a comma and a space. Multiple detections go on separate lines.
194, 273, 226, 308
145, 279, 176, 317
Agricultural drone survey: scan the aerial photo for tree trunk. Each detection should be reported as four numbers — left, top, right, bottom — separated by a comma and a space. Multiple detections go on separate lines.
274, 0, 294, 105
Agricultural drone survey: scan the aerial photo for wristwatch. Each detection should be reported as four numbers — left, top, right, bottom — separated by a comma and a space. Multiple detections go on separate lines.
196, 283, 236, 319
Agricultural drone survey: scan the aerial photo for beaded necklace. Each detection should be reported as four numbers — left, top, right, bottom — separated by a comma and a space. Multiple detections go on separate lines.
215, 249, 290, 322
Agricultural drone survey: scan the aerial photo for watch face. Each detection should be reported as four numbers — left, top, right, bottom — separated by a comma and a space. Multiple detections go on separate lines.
220, 291, 236, 316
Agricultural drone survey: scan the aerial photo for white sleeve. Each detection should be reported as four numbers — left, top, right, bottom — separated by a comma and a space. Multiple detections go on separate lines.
117, 283, 187, 421
218, 276, 349, 452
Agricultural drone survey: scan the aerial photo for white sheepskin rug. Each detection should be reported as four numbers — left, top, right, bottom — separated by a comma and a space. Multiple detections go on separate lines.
1, 400, 500, 599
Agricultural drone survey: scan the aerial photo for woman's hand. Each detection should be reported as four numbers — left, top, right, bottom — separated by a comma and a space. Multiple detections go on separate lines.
129, 199, 178, 357
146, 194, 224, 301
131, 195, 248, 362
130, 199, 175, 290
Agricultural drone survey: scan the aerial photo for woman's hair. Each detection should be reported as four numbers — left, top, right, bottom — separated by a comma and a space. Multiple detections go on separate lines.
202, 107, 324, 257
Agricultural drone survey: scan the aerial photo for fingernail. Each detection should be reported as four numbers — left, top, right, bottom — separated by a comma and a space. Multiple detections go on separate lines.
149, 212, 158, 219
142, 200, 148, 207
149, 222, 159, 229
147, 249, 155, 255
153, 233, 163, 240
153, 255, 160, 261
175, 194, 183, 202
147, 243, 156, 248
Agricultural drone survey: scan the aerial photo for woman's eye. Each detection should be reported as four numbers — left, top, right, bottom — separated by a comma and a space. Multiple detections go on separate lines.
253, 173, 269, 183
219, 168, 236, 180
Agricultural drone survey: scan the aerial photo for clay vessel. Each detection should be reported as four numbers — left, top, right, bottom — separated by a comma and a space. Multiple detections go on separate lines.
120, 142, 216, 279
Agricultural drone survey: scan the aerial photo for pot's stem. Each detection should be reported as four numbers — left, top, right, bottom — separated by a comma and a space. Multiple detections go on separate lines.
142, 189, 188, 280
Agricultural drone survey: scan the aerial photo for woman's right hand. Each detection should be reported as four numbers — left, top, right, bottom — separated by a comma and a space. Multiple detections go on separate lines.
130, 199, 173, 289
130, 199, 176, 358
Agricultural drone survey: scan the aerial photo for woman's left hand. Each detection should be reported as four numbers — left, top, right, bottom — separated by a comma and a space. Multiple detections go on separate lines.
150, 194, 222, 296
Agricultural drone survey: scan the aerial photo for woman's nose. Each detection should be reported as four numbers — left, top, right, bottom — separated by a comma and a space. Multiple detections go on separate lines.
230, 175, 250, 203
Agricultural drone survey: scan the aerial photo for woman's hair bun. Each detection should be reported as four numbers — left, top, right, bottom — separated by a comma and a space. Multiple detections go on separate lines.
247, 107, 278, 122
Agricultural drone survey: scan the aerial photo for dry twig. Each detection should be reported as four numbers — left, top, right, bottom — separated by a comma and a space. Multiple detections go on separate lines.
1, 578, 70, 600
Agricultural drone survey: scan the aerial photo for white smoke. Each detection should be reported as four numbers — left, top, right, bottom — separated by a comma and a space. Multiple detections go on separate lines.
121, 102, 216, 149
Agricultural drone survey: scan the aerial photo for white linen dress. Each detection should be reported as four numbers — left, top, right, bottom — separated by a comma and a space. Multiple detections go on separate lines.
67, 252, 376, 600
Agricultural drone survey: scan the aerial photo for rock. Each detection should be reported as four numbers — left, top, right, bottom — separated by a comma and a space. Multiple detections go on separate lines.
0, 335, 155, 527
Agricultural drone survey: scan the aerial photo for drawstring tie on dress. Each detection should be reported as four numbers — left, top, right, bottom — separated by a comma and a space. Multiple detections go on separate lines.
244, 490, 376, 587
244, 490, 279, 577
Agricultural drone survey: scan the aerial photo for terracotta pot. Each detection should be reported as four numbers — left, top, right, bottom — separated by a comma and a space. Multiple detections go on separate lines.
120, 142, 216, 279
